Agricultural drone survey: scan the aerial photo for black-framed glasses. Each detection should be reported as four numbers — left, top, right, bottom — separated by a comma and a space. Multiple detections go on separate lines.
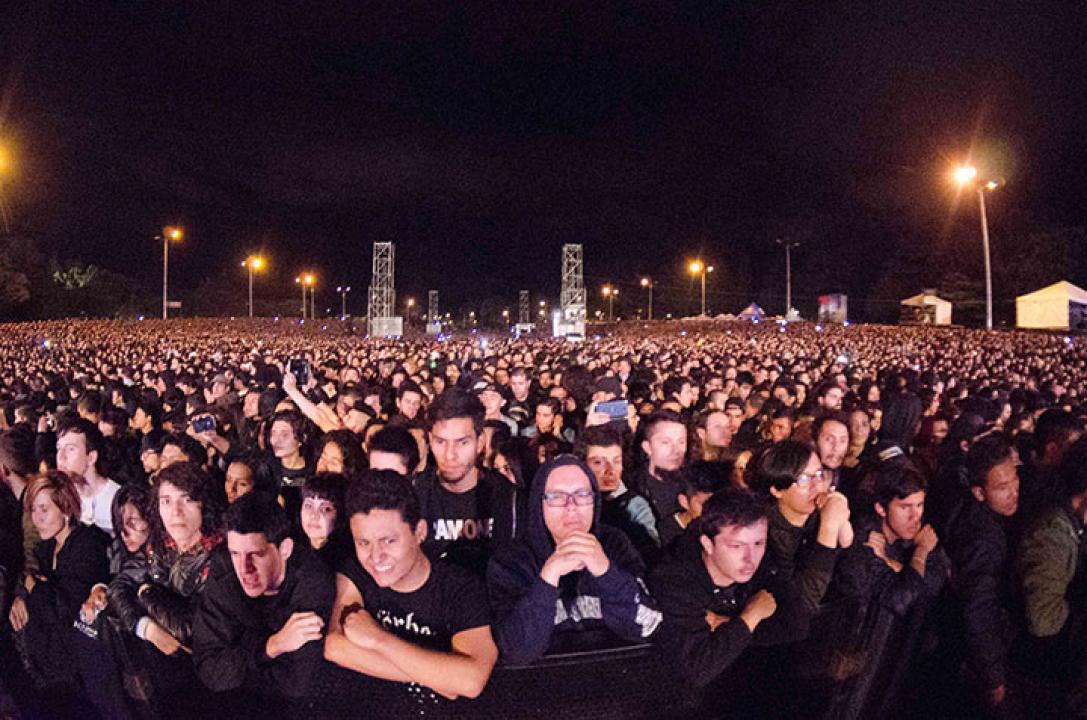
542, 490, 595, 508
794, 469, 825, 489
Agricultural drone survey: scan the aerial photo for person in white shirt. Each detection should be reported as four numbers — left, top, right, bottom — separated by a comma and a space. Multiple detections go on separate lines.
56, 418, 121, 537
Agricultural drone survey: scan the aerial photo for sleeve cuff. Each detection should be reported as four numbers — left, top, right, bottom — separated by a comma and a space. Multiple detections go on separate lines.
136, 616, 151, 640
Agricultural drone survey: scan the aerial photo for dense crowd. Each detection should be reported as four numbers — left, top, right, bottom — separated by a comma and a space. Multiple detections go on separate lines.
1, 317, 1086, 719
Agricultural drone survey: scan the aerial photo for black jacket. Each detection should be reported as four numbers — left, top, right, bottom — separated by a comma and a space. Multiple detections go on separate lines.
767, 506, 839, 613
109, 533, 222, 644
948, 499, 1017, 691
487, 455, 662, 665
650, 528, 810, 689
826, 514, 950, 719
193, 543, 334, 698
25, 523, 110, 683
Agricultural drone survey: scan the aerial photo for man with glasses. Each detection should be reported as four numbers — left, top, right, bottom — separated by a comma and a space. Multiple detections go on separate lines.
751, 440, 853, 612
487, 455, 662, 664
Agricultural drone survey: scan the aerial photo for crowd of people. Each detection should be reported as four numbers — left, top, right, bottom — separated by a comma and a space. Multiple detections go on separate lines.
0, 316, 1086, 719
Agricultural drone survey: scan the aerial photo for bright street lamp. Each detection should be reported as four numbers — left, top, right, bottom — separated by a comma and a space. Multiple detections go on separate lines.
953, 164, 1000, 330
295, 273, 315, 319
640, 277, 653, 320
336, 286, 351, 319
160, 226, 184, 319
242, 256, 264, 318
688, 260, 714, 316
602, 285, 618, 322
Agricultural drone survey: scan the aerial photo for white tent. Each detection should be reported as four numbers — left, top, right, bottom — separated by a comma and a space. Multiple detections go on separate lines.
900, 292, 953, 326
1016, 281, 1087, 330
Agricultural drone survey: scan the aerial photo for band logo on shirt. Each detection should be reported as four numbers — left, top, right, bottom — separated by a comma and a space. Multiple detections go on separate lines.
430, 517, 494, 542
375, 609, 433, 637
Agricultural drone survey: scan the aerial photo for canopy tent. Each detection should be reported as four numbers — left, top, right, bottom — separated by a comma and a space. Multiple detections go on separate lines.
900, 292, 953, 326
1016, 281, 1087, 331
738, 303, 765, 323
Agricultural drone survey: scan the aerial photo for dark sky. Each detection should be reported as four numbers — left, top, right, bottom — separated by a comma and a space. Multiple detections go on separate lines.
2, 2, 1086, 315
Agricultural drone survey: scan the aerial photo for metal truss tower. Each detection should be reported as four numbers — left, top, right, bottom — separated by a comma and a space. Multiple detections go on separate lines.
368, 242, 396, 335
518, 290, 531, 325
428, 290, 439, 323
560, 244, 586, 327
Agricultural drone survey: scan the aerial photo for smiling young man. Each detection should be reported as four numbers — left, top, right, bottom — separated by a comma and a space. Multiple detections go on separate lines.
324, 470, 497, 710
651, 488, 809, 713
193, 493, 334, 705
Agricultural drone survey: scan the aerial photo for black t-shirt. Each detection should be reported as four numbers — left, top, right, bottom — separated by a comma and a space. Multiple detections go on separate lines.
414, 469, 498, 575
338, 553, 492, 708
271, 457, 313, 523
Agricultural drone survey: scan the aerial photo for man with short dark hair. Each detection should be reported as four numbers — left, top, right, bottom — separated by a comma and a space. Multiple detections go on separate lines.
414, 390, 504, 574
324, 470, 497, 709
813, 413, 851, 489
1019, 409, 1083, 518
661, 376, 694, 415
577, 425, 659, 559
56, 418, 120, 536
830, 465, 948, 717
506, 367, 535, 429
367, 425, 420, 476
193, 493, 334, 702
651, 488, 809, 713
394, 380, 424, 423
635, 410, 689, 525
948, 434, 1021, 713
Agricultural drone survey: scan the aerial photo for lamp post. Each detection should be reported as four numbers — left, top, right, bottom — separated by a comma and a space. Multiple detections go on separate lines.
689, 260, 714, 316
336, 286, 351, 319
406, 297, 415, 324
160, 226, 183, 319
307, 274, 316, 320
295, 273, 315, 320
502, 309, 510, 328
953, 165, 1000, 330
776, 239, 800, 316
640, 277, 653, 320
242, 256, 264, 318
0, 145, 11, 234
602, 285, 618, 322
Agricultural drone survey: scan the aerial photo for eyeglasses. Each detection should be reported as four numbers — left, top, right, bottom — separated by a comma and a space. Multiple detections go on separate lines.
794, 469, 825, 489
542, 490, 595, 508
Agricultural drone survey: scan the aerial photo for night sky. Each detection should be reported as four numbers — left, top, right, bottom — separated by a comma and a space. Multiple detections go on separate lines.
2, 2, 1086, 317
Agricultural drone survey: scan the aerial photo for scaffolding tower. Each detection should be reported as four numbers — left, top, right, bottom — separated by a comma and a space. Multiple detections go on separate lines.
428, 290, 439, 323
368, 242, 401, 337
426, 290, 440, 335
557, 244, 586, 337
518, 290, 531, 325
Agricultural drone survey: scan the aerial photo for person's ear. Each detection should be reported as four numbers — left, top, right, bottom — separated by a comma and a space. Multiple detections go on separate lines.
678, 494, 691, 512
971, 486, 986, 504
769, 486, 784, 500
874, 502, 887, 519
414, 519, 428, 544
699, 533, 714, 555
87, 449, 99, 469
641, 439, 651, 457
278, 536, 294, 564
695, 428, 707, 441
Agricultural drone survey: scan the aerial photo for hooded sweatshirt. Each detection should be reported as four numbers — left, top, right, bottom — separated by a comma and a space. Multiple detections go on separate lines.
486, 454, 663, 664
